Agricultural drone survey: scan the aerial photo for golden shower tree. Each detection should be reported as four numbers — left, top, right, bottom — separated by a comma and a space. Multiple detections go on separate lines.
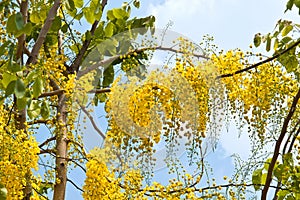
0, 0, 299, 199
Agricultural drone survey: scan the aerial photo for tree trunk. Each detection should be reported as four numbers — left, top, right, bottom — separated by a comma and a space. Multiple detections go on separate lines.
53, 94, 68, 200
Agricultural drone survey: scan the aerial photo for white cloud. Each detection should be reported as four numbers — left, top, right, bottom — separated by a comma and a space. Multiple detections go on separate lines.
219, 123, 251, 160
146, 0, 295, 50
148, 0, 215, 29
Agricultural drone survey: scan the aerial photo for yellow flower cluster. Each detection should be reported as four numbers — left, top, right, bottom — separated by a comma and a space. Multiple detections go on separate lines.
0, 107, 40, 199
175, 60, 210, 138
212, 50, 299, 139
83, 158, 125, 199
84, 151, 230, 200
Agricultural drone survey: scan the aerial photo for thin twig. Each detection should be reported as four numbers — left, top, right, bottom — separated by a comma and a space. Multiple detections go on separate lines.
77, 45, 208, 78
67, 178, 84, 192
79, 104, 106, 139
69, 0, 108, 73
261, 88, 300, 200
88, 88, 111, 94
39, 136, 56, 148
38, 89, 64, 98
217, 39, 300, 79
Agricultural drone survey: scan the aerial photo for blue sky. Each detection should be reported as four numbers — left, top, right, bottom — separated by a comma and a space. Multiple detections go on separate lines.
61, 0, 300, 199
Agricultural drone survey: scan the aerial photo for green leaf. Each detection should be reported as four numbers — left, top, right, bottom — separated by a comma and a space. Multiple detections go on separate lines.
66, 7, 77, 18
6, 14, 17, 33
273, 38, 279, 50
0, 185, 7, 200
22, 23, 32, 35
28, 100, 41, 119
102, 65, 114, 87
277, 190, 289, 200
282, 24, 293, 36
254, 33, 261, 47
277, 47, 298, 73
107, 8, 129, 21
74, 0, 83, 8
0, 41, 10, 55
8, 63, 22, 72
107, 10, 114, 21
266, 36, 271, 52
50, 16, 61, 32
17, 96, 28, 110
133, 0, 140, 8
83, 7, 95, 24
90, 0, 102, 20
30, 10, 40, 24
66, 0, 75, 10
285, 0, 294, 12
98, 93, 107, 103
104, 22, 114, 37
32, 78, 44, 98
41, 101, 50, 119
61, 24, 68, 33
15, 12, 24, 30
15, 79, 26, 99
2, 72, 17, 88
283, 153, 294, 167
295, 0, 300, 8
263, 158, 272, 170
113, 8, 129, 19
252, 168, 262, 190
5, 80, 16, 97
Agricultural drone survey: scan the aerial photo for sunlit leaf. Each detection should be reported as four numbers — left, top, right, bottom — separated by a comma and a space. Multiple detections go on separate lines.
15, 79, 26, 99
32, 77, 44, 98
252, 168, 262, 190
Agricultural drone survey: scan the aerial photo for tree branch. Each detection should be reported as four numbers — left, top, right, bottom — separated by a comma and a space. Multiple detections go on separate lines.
217, 38, 300, 79
39, 148, 56, 155
26, 0, 61, 65
38, 89, 64, 98
261, 88, 300, 200
69, 0, 108, 73
67, 178, 84, 192
88, 88, 111, 94
77, 45, 208, 78
79, 104, 106, 140
16, 0, 28, 63
39, 136, 56, 149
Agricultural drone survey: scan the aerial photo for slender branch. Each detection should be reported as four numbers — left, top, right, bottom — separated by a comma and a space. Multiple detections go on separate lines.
26, 0, 61, 65
67, 178, 84, 192
287, 125, 300, 153
16, 0, 28, 63
217, 38, 300, 79
39, 148, 55, 155
39, 136, 56, 149
282, 118, 300, 155
69, 0, 108, 73
69, 139, 87, 157
194, 183, 291, 193
79, 104, 106, 139
152, 46, 208, 59
88, 88, 111, 94
64, 88, 111, 96
69, 160, 86, 173
32, 187, 50, 200
261, 88, 300, 200
60, 6, 79, 52
38, 89, 64, 98
273, 125, 300, 200
77, 45, 208, 78
28, 119, 53, 125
